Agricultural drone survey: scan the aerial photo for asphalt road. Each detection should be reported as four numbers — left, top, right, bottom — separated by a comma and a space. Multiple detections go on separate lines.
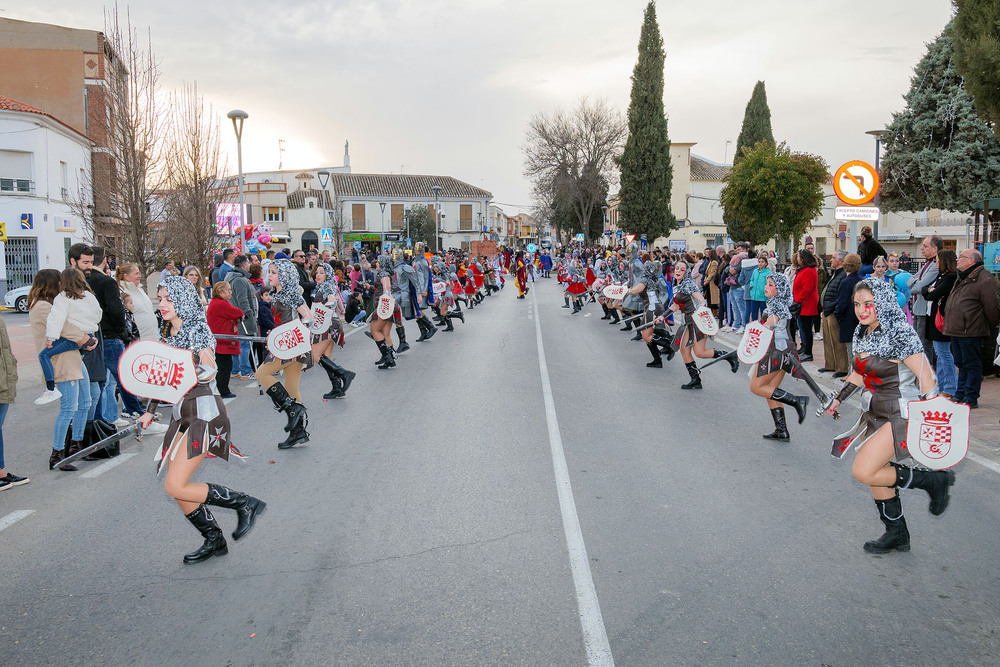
1, 279, 998, 666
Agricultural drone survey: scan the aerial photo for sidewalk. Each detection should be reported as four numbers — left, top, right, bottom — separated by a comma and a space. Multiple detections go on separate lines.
713, 327, 1000, 457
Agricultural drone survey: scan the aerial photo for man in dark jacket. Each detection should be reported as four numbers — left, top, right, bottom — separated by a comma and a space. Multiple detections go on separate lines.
834, 253, 864, 375
820, 249, 848, 375
943, 250, 1000, 408
225, 255, 259, 378
291, 249, 316, 307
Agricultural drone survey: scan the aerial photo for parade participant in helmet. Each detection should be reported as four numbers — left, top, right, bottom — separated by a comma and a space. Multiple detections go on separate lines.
431, 258, 463, 332
310, 262, 355, 400
137, 276, 265, 564
825, 278, 951, 554
370, 252, 401, 369
669, 260, 739, 389
410, 242, 439, 341
619, 243, 645, 334
625, 256, 675, 368
254, 259, 311, 448
748, 273, 812, 442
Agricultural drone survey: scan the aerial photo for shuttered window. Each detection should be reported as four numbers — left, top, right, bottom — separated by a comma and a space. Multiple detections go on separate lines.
352, 203, 366, 230
391, 203, 404, 230
460, 204, 473, 231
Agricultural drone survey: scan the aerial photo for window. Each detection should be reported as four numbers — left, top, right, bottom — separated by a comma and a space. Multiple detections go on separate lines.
308, 201, 314, 209
391, 204, 404, 230
460, 204, 473, 231
263, 207, 285, 223
352, 203, 366, 231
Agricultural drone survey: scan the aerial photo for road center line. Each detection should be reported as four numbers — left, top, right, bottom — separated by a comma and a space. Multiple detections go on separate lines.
80, 452, 138, 479
531, 289, 614, 666
0, 509, 35, 532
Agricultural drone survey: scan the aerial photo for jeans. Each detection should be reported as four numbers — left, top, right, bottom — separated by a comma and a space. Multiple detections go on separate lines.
86, 381, 101, 421
749, 300, 767, 323
102, 337, 143, 416
237, 340, 253, 376
54, 363, 91, 450
351, 310, 367, 323
0, 402, 8, 469
797, 315, 816, 355
729, 286, 747, 328
933, 340, 957, 396
99, 369, 118, 422
951, 336, 984, 403
38, 337, 82, 384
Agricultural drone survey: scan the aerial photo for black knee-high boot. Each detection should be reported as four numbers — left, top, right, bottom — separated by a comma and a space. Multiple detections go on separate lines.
376, 340, 396, 369
205, 483, 266, 540
707, 348, 741, 373
770, 388, 809, 424
448, 309, 465, 324
601, 304, 611, 320
563, 295, 571, 308
681, 361, 702, 390
395, 326, 410, 354
651, 331, 675, 361
646, 342, 662, 368
374, 338, 393, 365
318, 356, 355, 399
442, 316, 455, 332
620, 316, 633, 331
609, 309, 621, 324
762, 407, 790, 441
863, 494, 910, 554
183, 505, 228, 563
266, 382, 307, 433
892, 463, 956, 516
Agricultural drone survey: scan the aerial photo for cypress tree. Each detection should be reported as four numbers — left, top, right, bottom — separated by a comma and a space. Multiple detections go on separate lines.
733, 81, 775, 163
618, 0, 675, 239
953, 0, 1000, 140
880, 22, 1000, 213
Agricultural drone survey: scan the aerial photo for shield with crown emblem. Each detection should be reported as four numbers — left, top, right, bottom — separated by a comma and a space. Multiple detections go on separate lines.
905, 396, 969, 470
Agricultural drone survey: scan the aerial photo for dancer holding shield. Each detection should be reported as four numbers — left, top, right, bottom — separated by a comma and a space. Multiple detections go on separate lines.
136, 276, 265, 564
624, 258, 674, 368
370, 252, 401, 369
746, 273, 812, 441
823, 278, 954, 554
669, 260, 739, 389
310, 262, 355, 400
254, 259, 312, 449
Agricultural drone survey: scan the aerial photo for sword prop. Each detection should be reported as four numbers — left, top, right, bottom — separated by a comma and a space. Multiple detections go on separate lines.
788, 357, 841, 420
619, 312, 645, 324
58, 414, 160, 468
696, 348, 737, 370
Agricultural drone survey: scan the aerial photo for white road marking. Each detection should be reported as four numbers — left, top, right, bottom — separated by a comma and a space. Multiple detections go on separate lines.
80, 452, 138, 479
0, 510, 35, 532
967, 452, 1000, 475
531, 289, 614, 666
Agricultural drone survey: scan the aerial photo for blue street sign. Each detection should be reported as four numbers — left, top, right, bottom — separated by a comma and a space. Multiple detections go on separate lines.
320, 229, 333, 244
616, 230, 623, 237
527, 243, 537, 253
406, 238, 412, 247
354, 241, 362, 251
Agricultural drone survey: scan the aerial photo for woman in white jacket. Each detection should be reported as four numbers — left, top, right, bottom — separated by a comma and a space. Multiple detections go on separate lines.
35, 268, 101, 405
116, 263, 159, 340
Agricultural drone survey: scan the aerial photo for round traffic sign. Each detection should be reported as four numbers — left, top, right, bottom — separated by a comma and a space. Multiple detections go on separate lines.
833, 160, 879, 206
527, 243, 537, 253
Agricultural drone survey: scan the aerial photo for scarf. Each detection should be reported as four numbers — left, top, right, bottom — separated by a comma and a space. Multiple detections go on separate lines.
312, 263, 338, 303
272, 259, 305, 310
158, 276, 215, 353
852, 277, 924, 360
764, 272, 792, 320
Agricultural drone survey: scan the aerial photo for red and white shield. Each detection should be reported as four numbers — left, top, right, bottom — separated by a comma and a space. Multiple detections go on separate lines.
267, 320, 311, 360
602, 284, 628, 300
118, 340, 197, 403
692, 306, 719, 335
376, 294, 396, 320
905, 396, 969, 470
433, 281, 446, 296
737, 321, 774, 364
309, 303, 332, 334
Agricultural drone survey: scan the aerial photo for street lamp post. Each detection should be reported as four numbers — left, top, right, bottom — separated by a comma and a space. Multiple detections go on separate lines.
379, 202, 387, 254
431, 185, 442, 251
602, 205, 608, 246
227, 109, 248, 252
317, 169, 330, 253
404, 209, 411, 244
866, 129, 889, 241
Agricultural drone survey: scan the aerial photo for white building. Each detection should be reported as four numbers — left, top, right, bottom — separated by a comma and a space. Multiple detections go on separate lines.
0, 95, 91, 294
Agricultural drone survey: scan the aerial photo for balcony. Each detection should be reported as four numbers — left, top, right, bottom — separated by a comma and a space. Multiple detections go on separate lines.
210, 182, 287, 197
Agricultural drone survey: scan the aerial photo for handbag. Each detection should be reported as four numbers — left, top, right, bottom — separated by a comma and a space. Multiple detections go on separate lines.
789, 301, 803, 317
934, 308, 945, 333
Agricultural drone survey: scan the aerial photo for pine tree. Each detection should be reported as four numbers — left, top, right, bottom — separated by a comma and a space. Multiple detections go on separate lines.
617, 1, 675, 239
953, 0, 1000, 140
733, 81, 775, 163
880, 22, 1000, 212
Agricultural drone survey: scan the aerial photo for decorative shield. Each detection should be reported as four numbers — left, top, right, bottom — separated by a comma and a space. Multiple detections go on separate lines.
692, 306, 719, 336
905, 396, 970, 470
603, 284, 628, 300
118, 340, 197, 403
266, 319, 311, 360
433, 281, 446, 296
309, 303, 333, 334
376, 294, 396, 320
737, 321, 774, 365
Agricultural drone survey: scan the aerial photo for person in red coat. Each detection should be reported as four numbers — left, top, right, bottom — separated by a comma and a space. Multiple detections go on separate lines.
792, 249, 820, 361
206, 281, 243, 398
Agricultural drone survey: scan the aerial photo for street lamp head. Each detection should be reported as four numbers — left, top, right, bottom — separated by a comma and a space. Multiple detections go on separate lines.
865, 129, 889, 139
227, 109, 248, 121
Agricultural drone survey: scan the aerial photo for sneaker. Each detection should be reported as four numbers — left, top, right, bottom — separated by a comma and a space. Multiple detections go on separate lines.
239, 374, 255, 380
219, 392, 237, 399
230, 373, 241, 379
34, 389, 62, 405
0, 472, 30, 491
143, 422, 168, 434
113, 417, 131, 427
816, 332, 824, 340
735, 327, 744, 334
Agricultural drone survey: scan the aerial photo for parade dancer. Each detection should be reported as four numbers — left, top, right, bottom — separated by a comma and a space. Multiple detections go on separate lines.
620, 244, 645, 336
310, 262, 355, 400
824, 278, 952, 554
748, 273, 811, 441
370, 252, 401, 368
669, 260, 739, 389
626, 259, 675, 368
410, 243, 439, 341
567, 260, 588, 313
514, 251, 529, 299
138, 276, 264, 564
254, 260, 311, 448
432, 259, 464, 332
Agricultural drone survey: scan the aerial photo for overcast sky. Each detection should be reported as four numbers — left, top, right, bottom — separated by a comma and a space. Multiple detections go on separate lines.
7, 1, 955, 212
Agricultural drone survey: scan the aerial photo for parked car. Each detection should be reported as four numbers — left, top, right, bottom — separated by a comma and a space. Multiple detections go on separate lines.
4, 285, 30, 313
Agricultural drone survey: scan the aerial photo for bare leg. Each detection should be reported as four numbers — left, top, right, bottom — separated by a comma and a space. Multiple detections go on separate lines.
163, 436, 208, 515
311, 339, 334, 364
749, 366, 786, 408
851, 423, 899, 500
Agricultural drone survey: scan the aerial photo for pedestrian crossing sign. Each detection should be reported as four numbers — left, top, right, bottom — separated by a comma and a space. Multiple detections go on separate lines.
320, 229, 333, 244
